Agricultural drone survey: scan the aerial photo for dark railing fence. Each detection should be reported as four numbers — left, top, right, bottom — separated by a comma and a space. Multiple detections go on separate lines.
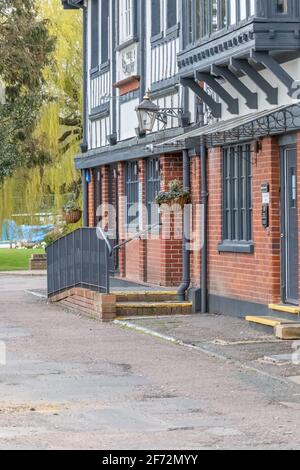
46, 228, 114, 297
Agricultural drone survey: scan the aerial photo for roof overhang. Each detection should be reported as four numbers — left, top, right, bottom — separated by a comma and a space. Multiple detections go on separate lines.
156, 102, 300, 149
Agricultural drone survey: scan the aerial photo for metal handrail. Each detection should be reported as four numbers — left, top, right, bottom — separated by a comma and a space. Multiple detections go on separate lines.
96, 225, 113, 256
113, 223, 161, 253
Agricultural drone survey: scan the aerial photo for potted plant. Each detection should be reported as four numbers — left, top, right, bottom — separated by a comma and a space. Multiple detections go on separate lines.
155, 180, 191, 209
62, 197, 82, 224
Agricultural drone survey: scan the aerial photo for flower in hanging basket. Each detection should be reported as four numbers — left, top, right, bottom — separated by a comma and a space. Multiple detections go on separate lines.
62, 198, 82, 224
155, 180, 191, 209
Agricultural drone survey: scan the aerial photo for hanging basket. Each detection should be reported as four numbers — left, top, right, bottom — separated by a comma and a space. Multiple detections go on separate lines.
63, 209, 82, 224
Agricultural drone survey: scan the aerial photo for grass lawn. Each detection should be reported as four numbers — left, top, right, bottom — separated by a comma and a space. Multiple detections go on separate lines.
0, 249, 45, 272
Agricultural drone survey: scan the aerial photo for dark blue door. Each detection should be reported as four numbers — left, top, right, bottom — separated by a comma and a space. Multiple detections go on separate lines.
283, 148, 299, 305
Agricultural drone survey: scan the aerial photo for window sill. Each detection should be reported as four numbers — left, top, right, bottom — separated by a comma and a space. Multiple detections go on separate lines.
218, 242, 254, 254
116, 37, 138, 52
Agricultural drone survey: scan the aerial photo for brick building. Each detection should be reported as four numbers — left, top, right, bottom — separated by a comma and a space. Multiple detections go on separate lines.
61, 0, 300, 321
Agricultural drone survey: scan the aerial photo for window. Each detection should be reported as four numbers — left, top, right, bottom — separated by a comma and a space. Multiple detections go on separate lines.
187, 0, 258, 45
94, 169, 102, 226
125, 161, 139, 230
119, 0, 133, 43
90, 0, 109, 69
91, 0, 99, 69
166, 0, 177, 30
146, 158, 161, 227
152, 0, 161, 37
222, 144, 252, 245
276, 0, 288, 14
101, 0, 110, 64
152, 0, 177, 38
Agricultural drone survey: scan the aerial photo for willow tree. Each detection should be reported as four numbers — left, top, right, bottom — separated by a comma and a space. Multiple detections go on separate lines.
0, 0, 83, 228
0, 0, 55, 182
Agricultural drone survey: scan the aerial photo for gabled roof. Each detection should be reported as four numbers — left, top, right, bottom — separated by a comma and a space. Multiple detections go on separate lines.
61, 0, 83, 10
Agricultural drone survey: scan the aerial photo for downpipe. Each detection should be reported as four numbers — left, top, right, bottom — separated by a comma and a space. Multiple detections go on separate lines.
177, 149, 191, 302
200, 139, 208, 314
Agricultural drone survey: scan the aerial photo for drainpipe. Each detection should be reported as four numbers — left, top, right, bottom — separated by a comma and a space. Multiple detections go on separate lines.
81, 4, 88, 226
200, 138, 208, 313
177, 149, 191, 302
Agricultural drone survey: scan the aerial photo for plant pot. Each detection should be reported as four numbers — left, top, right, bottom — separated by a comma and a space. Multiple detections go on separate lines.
63, 209, 82, 224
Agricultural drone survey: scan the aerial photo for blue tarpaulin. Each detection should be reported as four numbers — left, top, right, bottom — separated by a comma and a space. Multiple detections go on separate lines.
1, 220, 54, 243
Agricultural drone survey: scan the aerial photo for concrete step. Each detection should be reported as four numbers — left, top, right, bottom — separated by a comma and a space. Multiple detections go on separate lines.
113, 291, 178, 303
269, 303, 300, 316
116, 301, 193, 318
246, 315, 297, 328
246, 315, 300, 340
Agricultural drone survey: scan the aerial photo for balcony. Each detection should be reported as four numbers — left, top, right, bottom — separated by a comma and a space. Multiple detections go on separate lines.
179, 0, 300, 118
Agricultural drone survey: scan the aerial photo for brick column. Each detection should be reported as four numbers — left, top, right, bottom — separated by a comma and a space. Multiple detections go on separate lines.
101, 166, 110, 231
160, 153, 183, 287
117, 162, 126, 278
88, 169, 95, 227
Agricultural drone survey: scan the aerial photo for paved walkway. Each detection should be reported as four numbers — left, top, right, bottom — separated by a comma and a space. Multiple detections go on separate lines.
0, 274, 300, 449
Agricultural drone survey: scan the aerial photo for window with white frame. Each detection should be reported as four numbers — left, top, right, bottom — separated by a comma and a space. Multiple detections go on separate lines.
151, 0, 178, 38
187, 0, 256, 45
119, 0, 134, 44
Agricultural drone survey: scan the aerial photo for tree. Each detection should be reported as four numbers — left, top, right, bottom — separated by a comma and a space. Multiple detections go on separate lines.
0, 0, 82, 230
0, 0, 55, 183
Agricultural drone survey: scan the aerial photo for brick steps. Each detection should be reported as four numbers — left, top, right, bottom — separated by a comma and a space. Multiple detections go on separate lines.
114, 291, 178, 303
51, 287, 192, 322
116, 301, 193, 317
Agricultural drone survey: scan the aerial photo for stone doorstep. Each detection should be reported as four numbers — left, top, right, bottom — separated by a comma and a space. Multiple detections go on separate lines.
275, 324, 300, 340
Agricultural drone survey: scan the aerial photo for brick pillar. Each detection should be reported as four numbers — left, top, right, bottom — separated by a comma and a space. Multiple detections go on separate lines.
138, 159, 147, 282
117, 162, 126, 278
101, 166, 110, 231
257, 137, 281, 304
160, 153, 183, 287
88, 170, 95, 227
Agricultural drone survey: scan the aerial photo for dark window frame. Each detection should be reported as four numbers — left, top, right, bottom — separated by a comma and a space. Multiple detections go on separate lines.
93, 168, 102, 227
101, 0, 110, 65
125, 161, 139, 232
91, 0, 99, 70
146, 157, 161, 229
151, 0, 179, 44
186, 0, 257, 46
219, 143, 254, 254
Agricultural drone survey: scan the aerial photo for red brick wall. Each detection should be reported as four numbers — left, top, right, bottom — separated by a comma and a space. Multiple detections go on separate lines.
112, 154, 184, 287
207, 137, 281, 306
159, 154, 183, 286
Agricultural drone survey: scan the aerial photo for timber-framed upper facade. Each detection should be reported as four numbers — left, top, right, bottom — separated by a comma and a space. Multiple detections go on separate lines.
63, 0, 300, 162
